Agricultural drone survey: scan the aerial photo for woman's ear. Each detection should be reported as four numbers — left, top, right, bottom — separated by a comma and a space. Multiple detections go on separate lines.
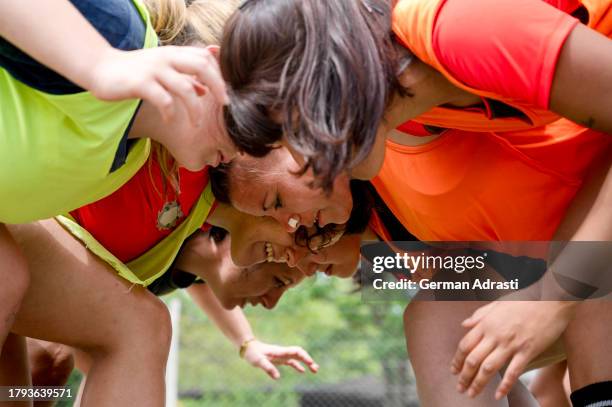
205, 45, 221, 61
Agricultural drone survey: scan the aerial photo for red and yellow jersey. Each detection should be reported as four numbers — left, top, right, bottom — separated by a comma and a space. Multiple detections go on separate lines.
70, 153, 211, 263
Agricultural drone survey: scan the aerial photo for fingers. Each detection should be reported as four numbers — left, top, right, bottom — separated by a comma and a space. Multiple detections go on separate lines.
255, 357, 280, 380
462, 303, 492, 328
166, 46, 229, 105
191, 77, 207, 97
284, 359, 306, 373
465, 347, 512, 398
247, 343, 319, 378
308, 361, 319, 373
495, 352, 530, 400
139, 81, 174, 122
451, 328, 483, 375
268, 346, 315, 367
156, 68, 204, 126
455, 338, 496, 394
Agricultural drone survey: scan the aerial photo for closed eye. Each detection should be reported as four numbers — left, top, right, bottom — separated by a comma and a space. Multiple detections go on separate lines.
273, 276, 292, 289
273, 277, 286, 289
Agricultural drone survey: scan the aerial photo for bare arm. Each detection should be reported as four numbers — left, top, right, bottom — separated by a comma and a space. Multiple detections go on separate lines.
186, 283, 253, 348
0, 0, 227, 123
550, 24, 612, 134
185, 282, 318, 379
0, 0, 113, 90
553, 150, 612, 241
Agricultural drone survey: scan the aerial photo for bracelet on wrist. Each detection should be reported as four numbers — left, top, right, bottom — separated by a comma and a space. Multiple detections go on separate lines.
239, 337, 257, 359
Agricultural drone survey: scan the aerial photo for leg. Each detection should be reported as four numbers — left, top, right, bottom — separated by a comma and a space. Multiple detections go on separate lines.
73, 348, 92, 407
0, 224, 30, 350
0, 333, 32, 407
404, 300, 510, 406
9, 220, 172, 407
563, 299, 612, 404
506, 381, 539, 407
529, 362, 571, 407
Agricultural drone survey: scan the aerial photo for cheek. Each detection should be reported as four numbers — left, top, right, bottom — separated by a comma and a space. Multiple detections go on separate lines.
231, 240, 252, 268
230, 191, 261, 218
233, 248, 257, 268
240, 273, 272, 297
335, 181, 353, 208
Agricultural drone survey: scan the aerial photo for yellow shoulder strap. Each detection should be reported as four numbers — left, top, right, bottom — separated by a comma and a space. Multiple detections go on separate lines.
55, 183, 216, 286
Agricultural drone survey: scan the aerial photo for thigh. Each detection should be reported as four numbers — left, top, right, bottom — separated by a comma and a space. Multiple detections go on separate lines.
8, 220, 166, 351
403, 300, 509, 406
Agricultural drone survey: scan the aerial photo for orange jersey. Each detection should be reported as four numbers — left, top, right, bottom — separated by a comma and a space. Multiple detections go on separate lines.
392, 0, 612, 132
372, 121, 611, 241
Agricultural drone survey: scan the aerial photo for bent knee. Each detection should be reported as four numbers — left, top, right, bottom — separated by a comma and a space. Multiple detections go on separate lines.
137, 295, 173, 351
103, 290, 173, 356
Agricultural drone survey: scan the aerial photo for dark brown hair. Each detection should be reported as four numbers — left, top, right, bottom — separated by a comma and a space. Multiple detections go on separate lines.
220, 0, 406, 191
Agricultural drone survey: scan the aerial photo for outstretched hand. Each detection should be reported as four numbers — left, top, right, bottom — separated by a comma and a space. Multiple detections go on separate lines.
242, 340, 319, 380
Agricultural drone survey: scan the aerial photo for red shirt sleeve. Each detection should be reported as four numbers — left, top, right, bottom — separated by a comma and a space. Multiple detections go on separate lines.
432, 0, 579, 108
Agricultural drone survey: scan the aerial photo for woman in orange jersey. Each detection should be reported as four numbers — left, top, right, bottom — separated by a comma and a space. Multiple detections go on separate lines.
373, 121, 611, 405
219, 1, 612, 404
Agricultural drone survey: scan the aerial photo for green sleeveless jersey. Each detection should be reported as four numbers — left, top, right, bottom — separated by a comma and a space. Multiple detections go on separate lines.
0, 0, 157, 223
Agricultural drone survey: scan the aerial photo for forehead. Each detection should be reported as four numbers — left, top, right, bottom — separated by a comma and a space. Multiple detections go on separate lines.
236, 148, 300, 177
228, 152, 313, 198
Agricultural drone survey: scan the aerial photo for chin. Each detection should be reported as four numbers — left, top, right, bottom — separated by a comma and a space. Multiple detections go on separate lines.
221, 299, 239, 310
178, 158, 206, 172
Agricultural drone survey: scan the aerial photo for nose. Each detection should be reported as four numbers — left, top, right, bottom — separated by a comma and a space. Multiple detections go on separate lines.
324, 208, 350, 227
285, 246, 310, 268
262, 290, 283, 309
296, 253, 322, 276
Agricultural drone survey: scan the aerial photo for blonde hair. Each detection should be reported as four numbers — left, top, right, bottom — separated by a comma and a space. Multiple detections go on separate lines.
143, 0, 239, 194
